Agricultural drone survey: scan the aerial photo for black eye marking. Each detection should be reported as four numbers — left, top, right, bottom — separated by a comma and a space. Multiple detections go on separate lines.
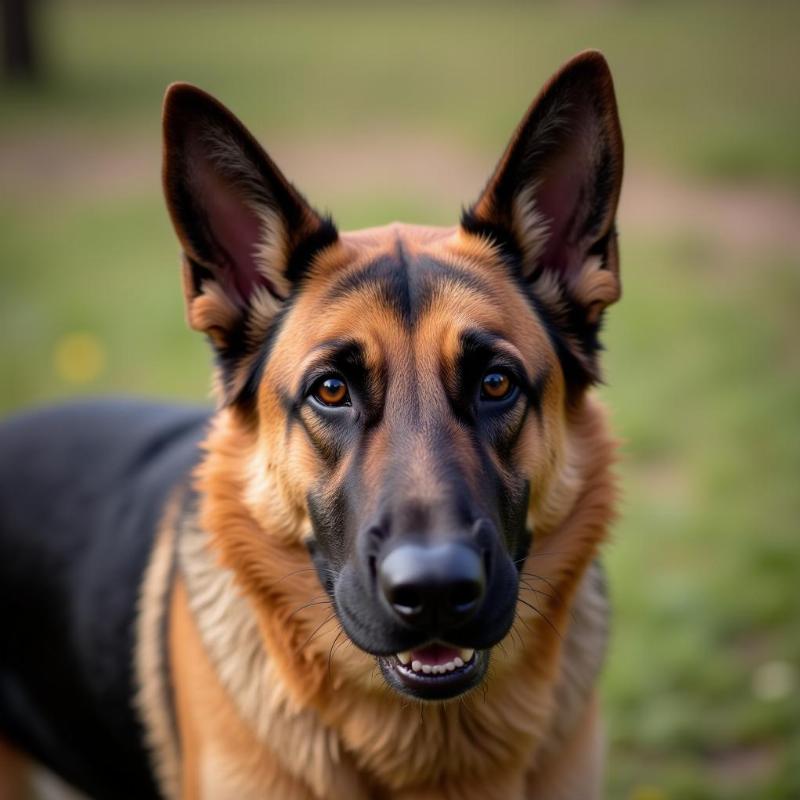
296, 339, 367, 412
452, 329, 548, 424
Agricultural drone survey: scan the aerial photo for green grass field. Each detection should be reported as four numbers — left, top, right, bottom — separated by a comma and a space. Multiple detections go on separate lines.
1, 3, 799, 798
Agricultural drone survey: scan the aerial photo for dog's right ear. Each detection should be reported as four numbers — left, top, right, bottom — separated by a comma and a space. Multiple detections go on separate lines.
162, 83, 338, 405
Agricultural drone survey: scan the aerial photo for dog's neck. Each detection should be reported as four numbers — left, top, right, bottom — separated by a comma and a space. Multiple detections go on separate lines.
181, 394, 616, 795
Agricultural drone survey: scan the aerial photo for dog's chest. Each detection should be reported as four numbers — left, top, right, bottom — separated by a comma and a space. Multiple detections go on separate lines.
172, 514, 607, 799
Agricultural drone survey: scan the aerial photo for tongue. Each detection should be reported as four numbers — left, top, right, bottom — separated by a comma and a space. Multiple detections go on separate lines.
411, 643, 461, 666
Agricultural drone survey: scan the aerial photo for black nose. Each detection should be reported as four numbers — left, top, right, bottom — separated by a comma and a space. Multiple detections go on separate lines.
378, 543, 486, 632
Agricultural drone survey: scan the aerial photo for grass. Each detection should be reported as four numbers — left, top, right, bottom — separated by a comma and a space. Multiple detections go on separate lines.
2, 3, 799, 798
600, 236, 800, 799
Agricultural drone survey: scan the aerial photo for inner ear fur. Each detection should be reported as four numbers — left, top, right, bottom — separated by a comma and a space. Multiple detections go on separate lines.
162, 83, 338, 406
462, 50, 624, 388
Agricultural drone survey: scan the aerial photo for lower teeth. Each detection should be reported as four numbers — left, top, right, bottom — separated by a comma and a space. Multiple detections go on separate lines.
397, 649, 475, 675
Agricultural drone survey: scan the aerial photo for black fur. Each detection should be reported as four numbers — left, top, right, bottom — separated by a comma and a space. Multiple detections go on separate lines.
0, 400, 209, 800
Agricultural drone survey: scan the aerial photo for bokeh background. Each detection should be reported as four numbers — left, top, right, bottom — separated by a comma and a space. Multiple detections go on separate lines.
1, 2, 798, 798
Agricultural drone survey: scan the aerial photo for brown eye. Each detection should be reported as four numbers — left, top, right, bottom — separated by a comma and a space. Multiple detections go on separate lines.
481, 370, 513, 401
312, 376, 350, 407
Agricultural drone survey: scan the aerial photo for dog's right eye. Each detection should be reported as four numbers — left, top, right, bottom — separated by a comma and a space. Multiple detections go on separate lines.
310, 375, 351, 407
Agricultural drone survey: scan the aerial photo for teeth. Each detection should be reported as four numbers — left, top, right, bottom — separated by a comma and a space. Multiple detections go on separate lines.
396, 648, 478, 675
407, 657, 469, 674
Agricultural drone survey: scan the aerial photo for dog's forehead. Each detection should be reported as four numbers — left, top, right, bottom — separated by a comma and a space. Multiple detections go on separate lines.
307, 225, 522, 323
272, 222, 555, 376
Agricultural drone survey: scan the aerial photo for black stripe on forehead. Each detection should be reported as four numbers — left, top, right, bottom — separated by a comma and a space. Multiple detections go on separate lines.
325, 252, 493, 325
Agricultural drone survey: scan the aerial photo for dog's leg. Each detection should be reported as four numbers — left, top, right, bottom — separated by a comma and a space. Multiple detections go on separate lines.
525, 692, 605, 800
0, 739, 30, 800
170, 579, 317, 800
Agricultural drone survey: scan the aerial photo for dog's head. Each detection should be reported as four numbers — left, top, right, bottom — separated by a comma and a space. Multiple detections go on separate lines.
163, 51, 622, 701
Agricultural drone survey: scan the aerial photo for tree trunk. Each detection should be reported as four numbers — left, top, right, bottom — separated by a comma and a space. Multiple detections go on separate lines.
2, 0, 38, 81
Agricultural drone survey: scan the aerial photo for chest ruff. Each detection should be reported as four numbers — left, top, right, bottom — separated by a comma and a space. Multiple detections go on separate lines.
136, 480, 611, 799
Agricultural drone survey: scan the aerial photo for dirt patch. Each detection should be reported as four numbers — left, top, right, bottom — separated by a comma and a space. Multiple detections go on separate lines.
2, 129, 799, 256
707, 743, 781, 790
0, 132, 157, 203
621, 168, 800, 255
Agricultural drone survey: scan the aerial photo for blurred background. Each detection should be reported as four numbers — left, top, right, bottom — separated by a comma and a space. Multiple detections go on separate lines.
1, 1, 798, 798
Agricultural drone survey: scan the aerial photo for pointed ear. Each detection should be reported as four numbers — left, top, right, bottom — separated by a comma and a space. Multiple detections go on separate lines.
462, 50, 623, 387
162, 82, 338, 406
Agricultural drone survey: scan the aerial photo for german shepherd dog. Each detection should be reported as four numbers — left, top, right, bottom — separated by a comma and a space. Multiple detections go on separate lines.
0, 51, 623, 799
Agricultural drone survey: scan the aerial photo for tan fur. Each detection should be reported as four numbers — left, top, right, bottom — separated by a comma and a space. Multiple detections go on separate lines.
134, 496, 182, 800
183, 269, 240, 347
511, 182, 552, 271
176, 508, 367, 799
526, 692, 604, 800
171, 577, 330, 800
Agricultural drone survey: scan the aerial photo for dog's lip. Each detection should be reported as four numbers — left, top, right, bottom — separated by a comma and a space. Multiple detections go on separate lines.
378, 642, 487, 700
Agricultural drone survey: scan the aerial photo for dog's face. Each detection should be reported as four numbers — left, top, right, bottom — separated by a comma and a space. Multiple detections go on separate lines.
163, 51, 622, 701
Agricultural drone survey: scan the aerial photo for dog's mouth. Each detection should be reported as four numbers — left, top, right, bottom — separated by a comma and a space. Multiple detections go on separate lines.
378, 642, 487, 700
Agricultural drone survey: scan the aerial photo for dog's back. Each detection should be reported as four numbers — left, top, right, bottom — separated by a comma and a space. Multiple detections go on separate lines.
0, 400, 208, 799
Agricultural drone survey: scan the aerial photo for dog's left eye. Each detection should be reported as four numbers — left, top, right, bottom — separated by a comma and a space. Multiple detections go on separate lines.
310, 375, 351, 407
480, 370, 515, 401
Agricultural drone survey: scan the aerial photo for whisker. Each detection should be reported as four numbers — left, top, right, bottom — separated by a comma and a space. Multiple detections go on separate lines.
520, 580, 577, 624
517, 597, 562, 639
327, 629, 345, 679
286, 596, 331, 621
297, 613, 338, 652
519, 577, 556, 598
513, 549, 571, 564
271, 566, 320, 586
519, 583, 561, 607
520, 572, 569, 606
510, 618, 526, 649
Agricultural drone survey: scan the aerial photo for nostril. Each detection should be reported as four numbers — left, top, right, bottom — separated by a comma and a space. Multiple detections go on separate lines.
368, 555, 377, 585
368, 524, 389, 545
449, 579, 482, 612
389, 585, 423, 616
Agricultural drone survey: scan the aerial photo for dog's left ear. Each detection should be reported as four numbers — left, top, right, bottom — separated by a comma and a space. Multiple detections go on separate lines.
162, 83, 338, 405
462, 50, 623, 387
